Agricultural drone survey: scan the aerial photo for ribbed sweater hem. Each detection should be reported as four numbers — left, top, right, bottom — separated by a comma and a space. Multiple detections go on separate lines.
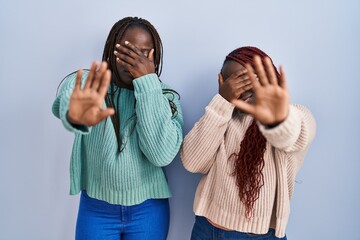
69, 181, 171, 206
194, 196, 288, 238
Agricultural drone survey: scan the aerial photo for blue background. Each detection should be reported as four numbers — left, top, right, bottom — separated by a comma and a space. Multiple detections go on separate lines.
0, 0, 359, 239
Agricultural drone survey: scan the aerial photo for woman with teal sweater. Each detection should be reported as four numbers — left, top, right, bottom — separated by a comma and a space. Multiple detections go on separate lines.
52, 17, 183, 240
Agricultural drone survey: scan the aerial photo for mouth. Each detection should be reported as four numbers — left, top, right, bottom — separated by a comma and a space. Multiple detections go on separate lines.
123, 71, 133, 77
240, 92, 253, 102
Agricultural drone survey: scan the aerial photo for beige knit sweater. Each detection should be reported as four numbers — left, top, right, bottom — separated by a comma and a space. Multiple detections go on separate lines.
180, 94, 316, 238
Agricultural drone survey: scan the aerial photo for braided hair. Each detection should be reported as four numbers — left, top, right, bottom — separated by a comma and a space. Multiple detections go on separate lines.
101, 17, 178, 152
225, 46, 279, 218
57, 17, 178, 152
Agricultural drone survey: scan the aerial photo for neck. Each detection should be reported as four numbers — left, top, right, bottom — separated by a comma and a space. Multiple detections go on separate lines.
112, 76, 134, 90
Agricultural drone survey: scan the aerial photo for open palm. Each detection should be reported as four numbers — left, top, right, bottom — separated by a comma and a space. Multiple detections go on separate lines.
232, 56, 289, 126
67, 61, 114, 126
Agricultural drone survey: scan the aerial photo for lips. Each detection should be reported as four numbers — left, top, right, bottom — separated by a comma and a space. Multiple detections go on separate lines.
124, 71, 133, 77
240, 93, 253, 102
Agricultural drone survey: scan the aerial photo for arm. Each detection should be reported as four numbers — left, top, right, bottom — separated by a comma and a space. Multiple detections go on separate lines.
133, 74, 183, 167
180, 94, 234, 174
257, 104, 316, 152
231, 56, 316, 154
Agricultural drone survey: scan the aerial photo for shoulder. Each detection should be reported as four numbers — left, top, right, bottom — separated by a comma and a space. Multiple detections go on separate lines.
58, 69, 90, 93
160, 80, 173, 90
160, 81, 180, 100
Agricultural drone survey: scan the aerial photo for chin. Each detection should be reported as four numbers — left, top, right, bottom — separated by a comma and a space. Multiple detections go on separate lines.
122, 79, 134, 85
248, 98, 255, 105
119, 74, 134, 86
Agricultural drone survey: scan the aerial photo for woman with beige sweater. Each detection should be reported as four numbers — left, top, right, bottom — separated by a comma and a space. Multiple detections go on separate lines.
181, 47, 316, 239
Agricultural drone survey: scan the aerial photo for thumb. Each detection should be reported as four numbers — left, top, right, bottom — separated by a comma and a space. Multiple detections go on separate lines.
232, 99, 255, 115
97, 108, 115, 121
148, 49, 154, 62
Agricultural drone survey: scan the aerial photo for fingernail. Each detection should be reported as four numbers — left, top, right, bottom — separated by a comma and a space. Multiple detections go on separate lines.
113, 51, 117, 55
125, 41, 129, 45
115, 44, 120, 48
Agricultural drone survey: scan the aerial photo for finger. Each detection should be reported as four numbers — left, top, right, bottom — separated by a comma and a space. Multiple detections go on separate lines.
97, 108, 115, 121
245, 63, 261, 89
232, 76, 251, 88
264, 57, 278, 85
218, 73, 224, 86
254, 55, 269, 85
92, 62, 108, 90
115, 44, 137, 60
74, 69, 83, 91
84, 61, 99, 89
238, 73, 251, 82
116, 57, 132, 70
235, 84, 253, 96
99, 69, 111, 97
115, 52, 137, 67
279, 66, 288, 89
234, 80, 252, 90
231, 99, 256, 114
228, 73, 250, 84
227, 68, 248, 81
148, 49, 154, 62
124, 41, 143, 56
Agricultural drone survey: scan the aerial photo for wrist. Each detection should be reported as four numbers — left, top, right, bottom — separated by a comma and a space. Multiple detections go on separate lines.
264, 121, 282, 129
263, 112, 289, 129
66, 111, 82, 126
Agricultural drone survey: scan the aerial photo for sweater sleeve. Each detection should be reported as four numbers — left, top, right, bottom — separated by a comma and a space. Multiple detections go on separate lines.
180, 94, 234, 174
51, 71, 92, 134
257, 104, 316, 153
133, 73, 183, 167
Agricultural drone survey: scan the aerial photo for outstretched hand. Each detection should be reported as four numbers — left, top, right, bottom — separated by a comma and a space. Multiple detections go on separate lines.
232, 56, 290, 126
67, 61, 115, 126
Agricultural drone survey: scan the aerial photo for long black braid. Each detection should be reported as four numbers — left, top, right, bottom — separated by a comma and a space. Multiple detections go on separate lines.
57, 17, 179, 153
101, 17, 179, 152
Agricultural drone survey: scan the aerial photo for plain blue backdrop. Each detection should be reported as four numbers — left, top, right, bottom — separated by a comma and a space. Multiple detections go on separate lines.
0, 0, 359, 239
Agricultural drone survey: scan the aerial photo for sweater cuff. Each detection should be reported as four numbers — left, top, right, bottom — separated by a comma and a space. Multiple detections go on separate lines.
133, 73, 161, 93
207, 94, 235, 120
59, 93, 91, 134
257, 106, 300, 145
61, 111, 91, 134
64, 111, 91, 134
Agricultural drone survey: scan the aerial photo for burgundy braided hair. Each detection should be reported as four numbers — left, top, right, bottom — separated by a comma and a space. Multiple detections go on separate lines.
226, 47, 279, 218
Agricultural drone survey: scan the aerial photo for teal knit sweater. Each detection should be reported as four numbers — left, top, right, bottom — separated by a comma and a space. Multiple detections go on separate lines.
52, 72, 183, 205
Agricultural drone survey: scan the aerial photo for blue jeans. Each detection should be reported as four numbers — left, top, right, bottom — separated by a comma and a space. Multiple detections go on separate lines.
76, 191, 170, 240
191, 216, 287, 240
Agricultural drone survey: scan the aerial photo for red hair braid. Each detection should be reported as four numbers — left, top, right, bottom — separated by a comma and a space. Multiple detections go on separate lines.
226, 47, 279, 218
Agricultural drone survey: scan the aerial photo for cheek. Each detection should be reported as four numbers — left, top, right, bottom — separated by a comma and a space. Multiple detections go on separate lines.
115, 63, 126, 73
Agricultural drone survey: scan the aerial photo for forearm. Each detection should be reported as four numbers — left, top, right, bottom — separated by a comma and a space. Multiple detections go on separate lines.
258, 104, 316, 152
181, 94, 233, 174
134, 74, 183, 167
